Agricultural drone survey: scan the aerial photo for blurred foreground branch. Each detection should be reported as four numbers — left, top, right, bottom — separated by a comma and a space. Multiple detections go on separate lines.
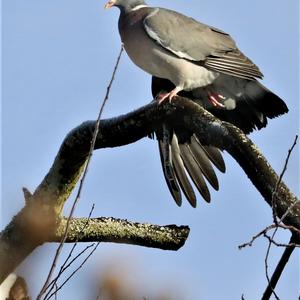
0, 97, 299, 285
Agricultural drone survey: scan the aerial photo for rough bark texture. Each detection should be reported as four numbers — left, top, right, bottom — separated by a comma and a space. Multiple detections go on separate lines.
54, 217, 190, 250
0, 97, 299, 284
175, 99, 300, 229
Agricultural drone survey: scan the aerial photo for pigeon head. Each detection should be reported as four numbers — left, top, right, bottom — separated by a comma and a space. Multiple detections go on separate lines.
105, 0, 147, 13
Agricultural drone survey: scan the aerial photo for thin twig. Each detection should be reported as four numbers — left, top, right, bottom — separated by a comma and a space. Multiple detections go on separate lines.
54, 283, 58, 300
43, 244, 96, 300
263, 233, 299, 248
60, 204, 95, 269
271, 135, 298, 224
238, 136, 298, 251
279, 201, 298, 225
262, 235, 298, 300
238, 225, 276, 249
264, 228, 281, 300
46, 243, 100, 300
37, 45, 124, 300
238, 223, 300, 249
264, 136, 298, 300
237, 136, 298, 299
43, 205, 95, 298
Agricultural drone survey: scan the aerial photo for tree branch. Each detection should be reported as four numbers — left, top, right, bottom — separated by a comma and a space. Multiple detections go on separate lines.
262, 234, 299, 300
0, 100, 180, 284
53, 217, 190, 250
1, 97, 299, 284
174, 99, 300, 229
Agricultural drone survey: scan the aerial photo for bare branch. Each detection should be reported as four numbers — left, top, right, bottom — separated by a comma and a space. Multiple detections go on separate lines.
52, 217, 190, 250
262, 235, 299, 300
238, 225, 276, 249
45, 204, 95, 298
37, 45, 124, 300
264, 229, 281, 300
44, 243, 98, 300
237, 135, 299, 299
45, 243, 100, 300
271, 135, 298, 225
263, 233, 299, 248
44, 204, 96, 298
0, 99, 174, 284
239, 224, 300, 249
1, 97, 299, 285
58, 205, 95, 273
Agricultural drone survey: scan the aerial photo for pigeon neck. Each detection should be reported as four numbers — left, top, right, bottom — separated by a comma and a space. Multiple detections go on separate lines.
118, 1, 148, 15
131, 4, 148, 11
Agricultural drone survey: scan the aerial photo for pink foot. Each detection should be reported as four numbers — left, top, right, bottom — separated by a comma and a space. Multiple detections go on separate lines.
208, 91, 226, 108
156, 87, 182, 105
156, 92, 171, 104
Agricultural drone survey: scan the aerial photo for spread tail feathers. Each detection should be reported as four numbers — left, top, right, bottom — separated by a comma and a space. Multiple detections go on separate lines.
157, 124, 225, 207
152, 75, 287, 206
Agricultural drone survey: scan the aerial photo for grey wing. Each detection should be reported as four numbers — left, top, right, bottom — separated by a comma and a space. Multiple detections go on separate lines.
143, 8, 263, 80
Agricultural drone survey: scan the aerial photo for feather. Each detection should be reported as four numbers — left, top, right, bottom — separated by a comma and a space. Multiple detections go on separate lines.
193, 135, 226, 173
171, 134, 197, 207
158, 125, 182, 206
189, 136, 219, 190
179, 144, 211, 203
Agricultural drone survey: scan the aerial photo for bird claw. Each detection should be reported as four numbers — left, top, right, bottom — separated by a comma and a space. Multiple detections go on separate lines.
156, 89, 226, 108
156, 92, 171, 105
155, 88, 181, 105
208, 92, 226, 108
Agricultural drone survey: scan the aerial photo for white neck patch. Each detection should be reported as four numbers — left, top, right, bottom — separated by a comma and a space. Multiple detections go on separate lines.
132, 4, 148, 11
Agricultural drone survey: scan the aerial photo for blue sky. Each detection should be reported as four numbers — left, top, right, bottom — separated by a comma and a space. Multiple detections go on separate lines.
2, 0, 299, 299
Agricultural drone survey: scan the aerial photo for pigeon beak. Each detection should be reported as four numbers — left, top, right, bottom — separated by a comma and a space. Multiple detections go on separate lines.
104, 0, 115, 9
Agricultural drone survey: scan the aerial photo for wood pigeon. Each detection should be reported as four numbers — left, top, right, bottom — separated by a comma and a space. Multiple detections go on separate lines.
152, 77, 287, 207
105, 0, 288, 207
